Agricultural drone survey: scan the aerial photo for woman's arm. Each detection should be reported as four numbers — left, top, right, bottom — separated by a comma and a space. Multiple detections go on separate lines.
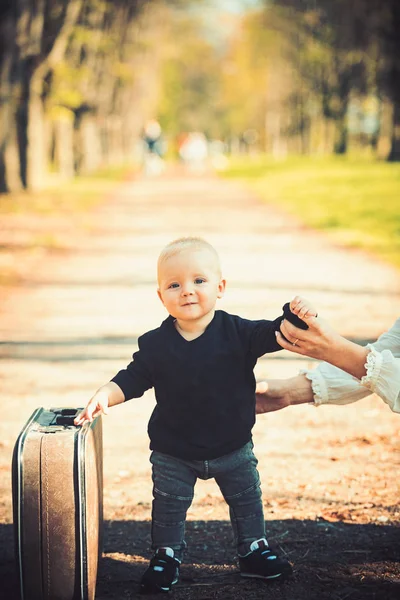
276, 316, 369, 379
256, 318, 400, 414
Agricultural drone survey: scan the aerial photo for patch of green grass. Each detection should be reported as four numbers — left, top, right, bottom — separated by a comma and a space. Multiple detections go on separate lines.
223, 155, 400, 268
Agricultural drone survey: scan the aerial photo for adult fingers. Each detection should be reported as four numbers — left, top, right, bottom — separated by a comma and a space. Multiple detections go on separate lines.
297, 305, 312, 319
280, 319, 304, 343
275, 330, 305, 354
290, 295, 303, 311
303, 314, 321, 329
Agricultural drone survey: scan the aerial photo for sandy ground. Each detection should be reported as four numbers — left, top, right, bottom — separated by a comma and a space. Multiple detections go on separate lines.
0, 169, 399, 599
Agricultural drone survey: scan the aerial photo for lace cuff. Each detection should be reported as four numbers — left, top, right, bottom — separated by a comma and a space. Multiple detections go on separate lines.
299, 368, 328, 406
360, 345, 383, 391
300, 343, 400, 412
300, 361, 371, 407
361, 346, 400, 412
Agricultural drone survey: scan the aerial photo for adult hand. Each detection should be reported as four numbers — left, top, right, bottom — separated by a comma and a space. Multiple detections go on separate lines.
255, 380, 291, 413
256, 374, 315, 414
276, 315, 341, 361
276, 316, 369, 380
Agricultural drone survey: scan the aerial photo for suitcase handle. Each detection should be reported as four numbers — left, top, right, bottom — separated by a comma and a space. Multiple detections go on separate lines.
34, 408, 84, 428
55, 414, 78, 426
52, 408, 81, 426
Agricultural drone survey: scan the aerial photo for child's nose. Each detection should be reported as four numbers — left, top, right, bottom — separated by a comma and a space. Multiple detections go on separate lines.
181, 283, 194, 295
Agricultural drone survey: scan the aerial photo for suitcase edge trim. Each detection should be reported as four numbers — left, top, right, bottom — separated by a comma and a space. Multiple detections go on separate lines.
77, 425, 87, 600
15, 407, 44, 600
77, 419, 100, 600
14, 409, 102, 600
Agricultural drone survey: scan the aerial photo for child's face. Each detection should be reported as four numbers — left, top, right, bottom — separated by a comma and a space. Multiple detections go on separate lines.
157, 248, 226, 324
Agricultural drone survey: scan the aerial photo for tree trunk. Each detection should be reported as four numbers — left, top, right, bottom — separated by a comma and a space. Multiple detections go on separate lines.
53, 113, 75, 180
333, 87, 349, 155
333, 114, 348, 154
376, 98, 393, 159
0, 96, 24, 193
26, 76, 47, 189
3, 119, 24, 193
0, 10, 20, 192
76, 114, 102, 174
387, 101, 400, 161
299, 100, 310, 155
15, 0, 83, 191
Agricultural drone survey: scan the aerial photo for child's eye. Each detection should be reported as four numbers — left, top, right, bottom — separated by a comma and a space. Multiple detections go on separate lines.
194, 278, 206, 284
168, 283, 179, 289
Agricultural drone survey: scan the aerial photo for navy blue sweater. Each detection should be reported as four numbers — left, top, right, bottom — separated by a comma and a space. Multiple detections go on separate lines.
112, 306, 300, 460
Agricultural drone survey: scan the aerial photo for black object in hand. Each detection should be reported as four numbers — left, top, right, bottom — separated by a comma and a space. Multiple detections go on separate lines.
282, 302, 309, 330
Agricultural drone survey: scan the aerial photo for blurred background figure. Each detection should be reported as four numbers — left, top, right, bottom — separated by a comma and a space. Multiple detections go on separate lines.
209, 139, 229, 171
178, 132, 209, 173
142, 119, 165, 176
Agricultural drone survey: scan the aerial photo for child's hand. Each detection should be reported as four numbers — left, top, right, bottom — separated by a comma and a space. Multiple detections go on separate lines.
74, 390, 109, 426
290, 295, 317, 320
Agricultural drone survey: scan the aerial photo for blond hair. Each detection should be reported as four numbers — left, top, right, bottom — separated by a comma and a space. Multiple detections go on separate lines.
157, 237, 221, 279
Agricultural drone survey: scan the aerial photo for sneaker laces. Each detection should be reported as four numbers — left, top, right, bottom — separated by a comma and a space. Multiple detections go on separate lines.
240, 538, 277, 560
249, 538, 269, 552
151, 547, 181, 573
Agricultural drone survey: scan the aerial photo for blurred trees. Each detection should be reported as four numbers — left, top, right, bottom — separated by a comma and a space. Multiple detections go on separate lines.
157, 12, 222, 141
0, 0, 176, 192
214, 0, 400, 160
1, 0, 399, 193
225, 0, 400, 159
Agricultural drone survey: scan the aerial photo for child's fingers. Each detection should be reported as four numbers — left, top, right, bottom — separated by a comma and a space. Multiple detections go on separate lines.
92, 405, 108, 418
74, 399, 109, 426
291, 304, 309, 319
302, 305, 318, 319
290, 296, 302, 312
297, 305, 311, 319
74, 412, 89, 426
293, 298, 317, 320
74, 403, 96, 425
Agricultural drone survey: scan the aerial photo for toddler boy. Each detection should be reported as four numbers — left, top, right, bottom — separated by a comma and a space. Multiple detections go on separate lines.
75, 237, 316, 594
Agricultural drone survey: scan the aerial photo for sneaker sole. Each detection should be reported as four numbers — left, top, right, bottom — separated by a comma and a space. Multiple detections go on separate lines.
240, 572, 283, 580
140, 578, 179, 594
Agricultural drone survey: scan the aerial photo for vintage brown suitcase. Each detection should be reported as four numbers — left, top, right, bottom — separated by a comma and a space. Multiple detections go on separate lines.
12, 407, 103, 600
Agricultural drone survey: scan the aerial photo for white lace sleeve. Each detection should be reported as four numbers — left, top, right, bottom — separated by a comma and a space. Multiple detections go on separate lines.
370, 318, 400, 357
360, 346, 400, 413
301, 318, 400, 413
300, 363, 371, 406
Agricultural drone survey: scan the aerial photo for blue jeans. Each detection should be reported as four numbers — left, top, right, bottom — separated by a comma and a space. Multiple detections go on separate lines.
150, 441, 265, 559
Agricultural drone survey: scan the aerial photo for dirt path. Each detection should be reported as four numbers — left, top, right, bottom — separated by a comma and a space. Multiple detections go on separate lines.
1, 171, 400, 599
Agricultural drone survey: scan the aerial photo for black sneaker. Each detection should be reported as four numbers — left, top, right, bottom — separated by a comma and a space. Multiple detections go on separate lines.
238, 538, 292, 581
140, 547, 180, 594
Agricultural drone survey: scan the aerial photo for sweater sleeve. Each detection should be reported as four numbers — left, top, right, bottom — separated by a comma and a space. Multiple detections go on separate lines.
247, 303, 309, 357
301, 318, 400, 413
111, 335, 154, 401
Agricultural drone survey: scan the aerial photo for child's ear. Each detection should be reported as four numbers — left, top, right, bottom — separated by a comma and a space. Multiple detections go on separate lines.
217, 278, 226, 299
157, 289, 164, 304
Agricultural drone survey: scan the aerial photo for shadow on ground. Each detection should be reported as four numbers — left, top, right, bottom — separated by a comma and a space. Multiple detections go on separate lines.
1, 518, 399, 600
